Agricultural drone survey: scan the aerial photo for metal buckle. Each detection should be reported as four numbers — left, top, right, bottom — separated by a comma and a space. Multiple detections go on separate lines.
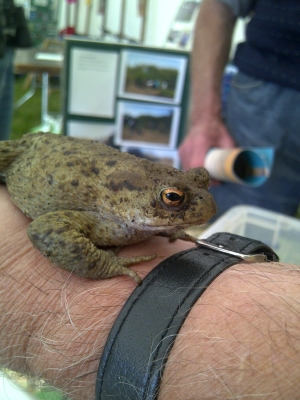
195, 239, 268, 263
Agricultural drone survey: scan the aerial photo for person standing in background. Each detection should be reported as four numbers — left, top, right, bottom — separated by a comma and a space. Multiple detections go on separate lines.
0, 47, 14, 140
179, 0, 300, 218
0, 0, 32, 140
0, 0, 16, 140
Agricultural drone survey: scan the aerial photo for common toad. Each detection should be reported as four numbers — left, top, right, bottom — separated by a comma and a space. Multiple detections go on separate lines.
0, 133, 217, 284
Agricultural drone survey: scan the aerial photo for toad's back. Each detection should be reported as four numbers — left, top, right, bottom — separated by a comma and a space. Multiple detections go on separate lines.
0, 132, 217, 228
0, 133, 153, 218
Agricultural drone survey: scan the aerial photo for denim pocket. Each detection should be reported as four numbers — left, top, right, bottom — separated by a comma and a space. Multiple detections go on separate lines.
231, 72, 264, 90
225, 71, 278, 147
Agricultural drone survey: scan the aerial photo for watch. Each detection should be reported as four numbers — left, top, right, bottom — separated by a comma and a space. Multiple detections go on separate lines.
96, 232, 279, 400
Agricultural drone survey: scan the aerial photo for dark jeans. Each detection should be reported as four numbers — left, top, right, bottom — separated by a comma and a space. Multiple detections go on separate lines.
210, 71, 300, 218
0, 47, 14, 140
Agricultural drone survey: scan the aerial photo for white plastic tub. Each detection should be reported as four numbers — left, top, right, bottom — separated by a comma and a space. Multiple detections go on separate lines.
200, 205, 300, 265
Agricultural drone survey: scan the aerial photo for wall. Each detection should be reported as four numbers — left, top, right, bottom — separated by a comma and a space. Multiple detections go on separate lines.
55, 0, 184, 47
19, 0, 245, 52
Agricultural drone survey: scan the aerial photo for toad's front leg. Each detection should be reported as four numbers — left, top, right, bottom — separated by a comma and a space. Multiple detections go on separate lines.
159, 229, 197, 243
27, 210, 156, 284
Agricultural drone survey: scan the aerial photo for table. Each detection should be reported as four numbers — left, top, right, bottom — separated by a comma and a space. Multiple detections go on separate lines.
14, 47, 63, 126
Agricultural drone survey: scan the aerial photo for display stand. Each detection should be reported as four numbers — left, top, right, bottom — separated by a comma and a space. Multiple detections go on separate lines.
14, 47, 63, 131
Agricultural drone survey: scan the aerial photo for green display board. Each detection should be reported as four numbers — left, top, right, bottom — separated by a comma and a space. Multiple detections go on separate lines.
63, 37, 190, 167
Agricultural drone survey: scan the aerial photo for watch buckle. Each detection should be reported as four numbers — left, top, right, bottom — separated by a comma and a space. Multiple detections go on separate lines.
195, 239, 268, 263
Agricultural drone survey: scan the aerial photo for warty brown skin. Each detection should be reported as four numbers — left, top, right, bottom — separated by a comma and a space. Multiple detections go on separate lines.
0, 132, 217, 283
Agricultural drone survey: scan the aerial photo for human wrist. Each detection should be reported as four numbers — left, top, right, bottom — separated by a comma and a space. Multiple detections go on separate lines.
190, 93, 223, 128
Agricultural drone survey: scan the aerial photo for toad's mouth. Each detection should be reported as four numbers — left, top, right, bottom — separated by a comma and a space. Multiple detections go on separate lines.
142, 218, 212, 231
137, 205, 217, 230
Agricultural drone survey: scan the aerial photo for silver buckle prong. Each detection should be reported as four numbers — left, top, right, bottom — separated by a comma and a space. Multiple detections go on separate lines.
195, 239, 267, 263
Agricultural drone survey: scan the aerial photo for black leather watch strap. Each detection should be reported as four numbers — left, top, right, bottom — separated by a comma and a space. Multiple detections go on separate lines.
96, 232, 279, 400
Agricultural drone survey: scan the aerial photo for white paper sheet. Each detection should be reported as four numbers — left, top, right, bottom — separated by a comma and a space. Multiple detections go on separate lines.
118, 50, 187, 104
67, 120, 116, 142
69, 48, 119, 118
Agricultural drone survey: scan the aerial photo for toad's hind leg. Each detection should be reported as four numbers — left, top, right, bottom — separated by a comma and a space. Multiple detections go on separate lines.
27, 210, 156, 284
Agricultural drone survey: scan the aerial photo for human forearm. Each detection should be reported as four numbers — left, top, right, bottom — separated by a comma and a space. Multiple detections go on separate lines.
3, 247, 300, 400
1, 185, 300, 399
0, 185, 194, 399
190, 0, 236, 123
159, 262, 300, 399
179, 0, 236, 170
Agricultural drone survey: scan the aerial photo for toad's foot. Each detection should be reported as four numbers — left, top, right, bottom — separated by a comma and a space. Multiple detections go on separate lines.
160, 229, 197, 243
111, 254, 156, 285
27, 210, 156, 285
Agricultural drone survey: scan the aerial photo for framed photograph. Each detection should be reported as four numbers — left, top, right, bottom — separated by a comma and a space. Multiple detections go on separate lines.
68, 48, 119, 118
67, 120, 116, 143
121, 147, 180, 168
118, 50, 187, 104
115, 101, 180, 150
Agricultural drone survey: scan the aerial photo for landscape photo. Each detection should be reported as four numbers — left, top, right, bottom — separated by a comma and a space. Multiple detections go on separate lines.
121, 147, 180, 168
119, 50, 187, 104
116, 101, 180, 149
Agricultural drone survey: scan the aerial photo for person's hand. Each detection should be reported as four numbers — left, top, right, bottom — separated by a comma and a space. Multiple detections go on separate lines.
179, 116, 235, 171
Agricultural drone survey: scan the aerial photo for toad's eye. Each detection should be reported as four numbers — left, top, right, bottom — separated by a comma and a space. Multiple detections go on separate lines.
160, 187, 184, 206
